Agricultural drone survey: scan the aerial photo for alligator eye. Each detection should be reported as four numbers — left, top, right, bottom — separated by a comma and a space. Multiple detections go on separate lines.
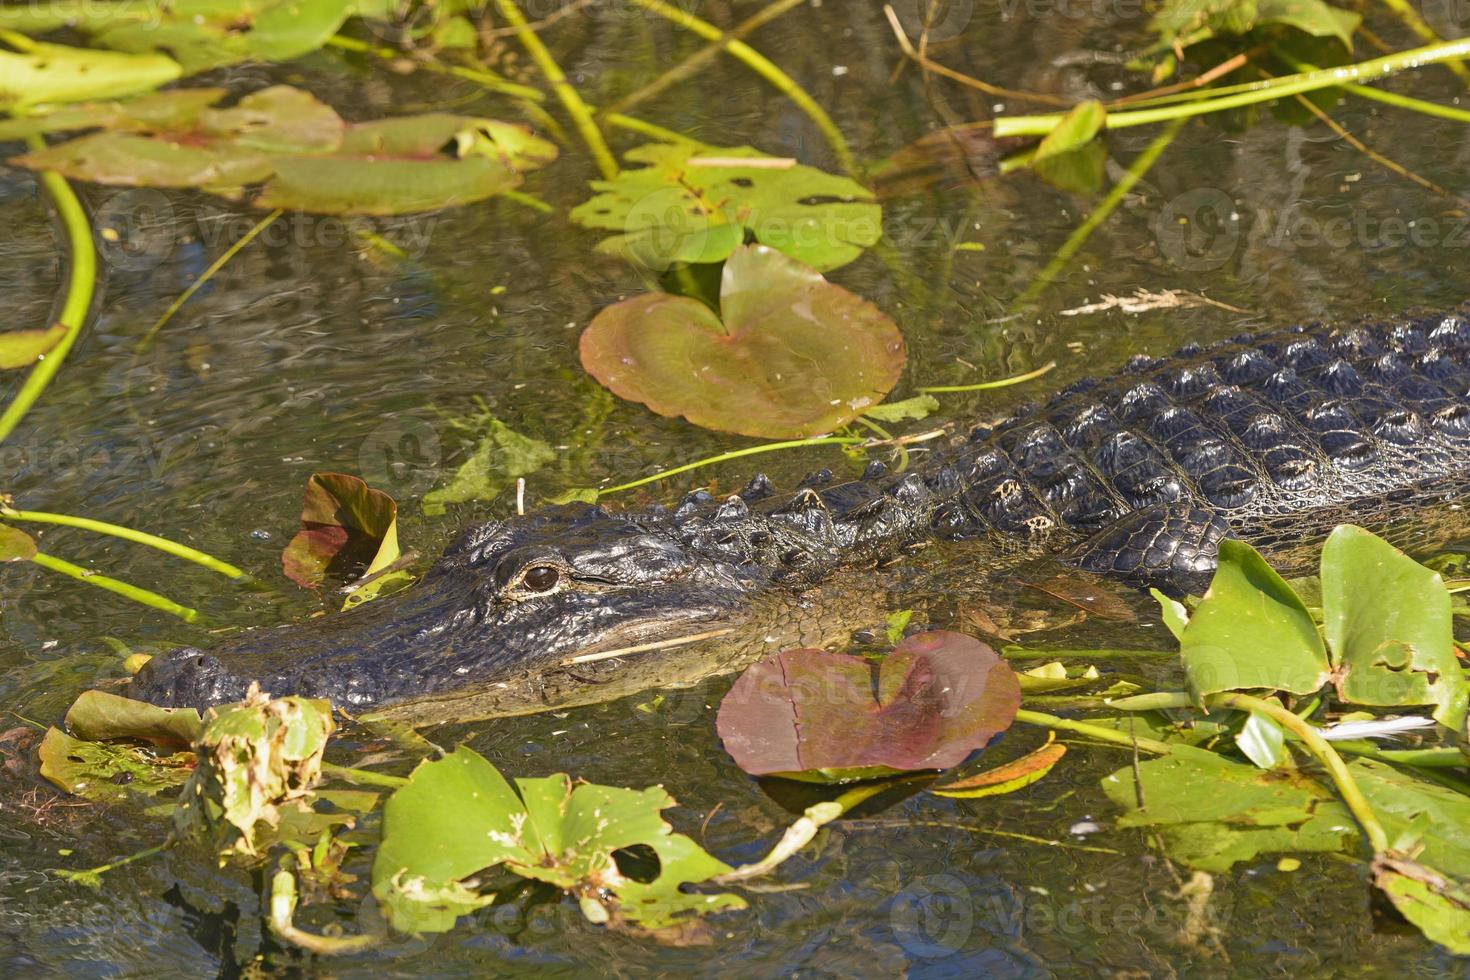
521, 565, 561, 593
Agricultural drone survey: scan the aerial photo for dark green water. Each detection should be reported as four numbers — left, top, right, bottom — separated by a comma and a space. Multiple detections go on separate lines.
3, 3, 1470, 975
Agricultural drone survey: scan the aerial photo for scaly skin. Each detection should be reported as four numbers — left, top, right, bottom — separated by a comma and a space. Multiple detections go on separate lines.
131, 310, 1470, 718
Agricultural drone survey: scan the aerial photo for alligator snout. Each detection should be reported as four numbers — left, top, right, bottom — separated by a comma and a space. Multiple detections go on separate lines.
131, 647, 251, 709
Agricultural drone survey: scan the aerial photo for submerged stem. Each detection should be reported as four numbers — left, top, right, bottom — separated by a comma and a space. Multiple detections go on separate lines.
625, 0, 857, 175
29, 551, 202, 623
493, 0, 618, 179
1, 506, 248, 580
1014, 708, 1174, 755
0, 145, 97, 446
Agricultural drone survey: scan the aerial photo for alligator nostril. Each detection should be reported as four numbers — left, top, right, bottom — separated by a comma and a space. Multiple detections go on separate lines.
195, 656, 208, 668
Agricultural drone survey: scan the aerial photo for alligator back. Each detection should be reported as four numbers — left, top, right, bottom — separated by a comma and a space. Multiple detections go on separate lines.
933, 312, 1470, 544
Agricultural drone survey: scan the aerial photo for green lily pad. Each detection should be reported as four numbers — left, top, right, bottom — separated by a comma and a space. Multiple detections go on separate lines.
1374, 854, 1470, 956
580, 244, 905, 439
0, 38, 180, 109
570, 142, 881, 272
1101, 744, 1357, 872
281, 472, 400, 591
38, 726, 194, 806
422, 416, 555, 516
1180, 539, 1329, 705
1321, 525, 1467, 729
716, 631, 1021, 782
0, 0, 357, 74
1031, 99, 1107, 194
0, 89, 227, 141
372, 747, 744, 937
63, 690, 203, 751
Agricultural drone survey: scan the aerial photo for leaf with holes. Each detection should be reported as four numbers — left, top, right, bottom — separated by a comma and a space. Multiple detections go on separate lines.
716, 631, 1021, 782
570, 141, 880, 271
281, 472, 400, 591
0, 38, 180, 109
1322, 525, 1467, 729
38, 726, 194, 806
372, 747, 744, 937
581, 245, 905, 439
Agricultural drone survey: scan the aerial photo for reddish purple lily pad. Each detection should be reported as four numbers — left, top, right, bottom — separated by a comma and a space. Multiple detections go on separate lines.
281, 472, 399, 589
579, 244, 905, 439
716, 631, 1021, 782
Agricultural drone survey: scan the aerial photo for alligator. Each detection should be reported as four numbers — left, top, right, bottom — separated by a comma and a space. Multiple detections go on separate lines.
130, 312, 1470, 723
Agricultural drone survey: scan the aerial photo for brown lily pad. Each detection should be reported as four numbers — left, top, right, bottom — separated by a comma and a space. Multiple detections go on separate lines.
281, 472, 399, 589
580, 245, 905, 439
715, 631, 1021, 782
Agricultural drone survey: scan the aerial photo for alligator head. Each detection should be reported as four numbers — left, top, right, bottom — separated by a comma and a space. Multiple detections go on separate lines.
129, 502, 769, 711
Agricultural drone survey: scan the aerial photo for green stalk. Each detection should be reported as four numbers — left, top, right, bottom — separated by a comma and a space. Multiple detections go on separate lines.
321, 761, 411, 789
1205, 693, 1388, 853
135, 210, 281, 353
1, 506, 247, 580
919, 361, 1056, 394
602, 112, 698, 144
996, 37, 1470, 137
1014, 708, 1174, 755
1018, 117, 1184, 304
325, 35, 546, 101
1273, 48, 1470, 124
596, 436, 866, 496
493, 0, 618, 179
0, 146, 97, 446
1375, 0, 1470, 85
624, 0, 858, 176
30, 551, 201, 623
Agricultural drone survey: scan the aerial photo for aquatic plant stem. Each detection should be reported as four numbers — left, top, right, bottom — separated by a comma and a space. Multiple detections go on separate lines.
0, 146, 96, 447
1204, 693, 1388, 853
270, 870, 383, 955
919, 360, 1056, 394
996, 37, 1470, 137
321, 761, 410, 789
1017, 118, 1184, 305
135, 209, 282, 354
1014, 708, 1173, 755
29, 551, 201, 623
0, 505, 247, 580
493, 0, 618, 179
602, 0, 809, 118
1375, 0, 1470, 85
596, 436, 867, 496
624, 0, 858, 176
324, 35, 546, 101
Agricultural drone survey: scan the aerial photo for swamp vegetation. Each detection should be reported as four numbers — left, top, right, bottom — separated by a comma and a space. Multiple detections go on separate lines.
4, 0, 1470, 973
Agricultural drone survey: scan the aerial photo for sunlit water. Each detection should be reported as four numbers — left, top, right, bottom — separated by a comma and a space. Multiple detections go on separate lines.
3, 5, 1469, 974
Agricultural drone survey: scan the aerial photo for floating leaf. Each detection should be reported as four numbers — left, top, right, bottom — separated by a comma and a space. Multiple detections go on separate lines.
372, 747, 744, 937
930, 733, 1066, 799
0, 38, 180, 109
64, 690, 202, 751
1321, 525, 1467, 729
570, 142, 881, 272
0, 89, 227, 141
422, 416, 555, 516
281, 472, 399, 590
1180, 539, 1329, 705
1149, 0, 1359, 54
1374, 854, 1470, 956
174, 689, 334, 857
1101, 744, 1356, 872
861, 394, 939, 423
581, 245, 905, 439
716, 631, 1021, 782
38, 726, 193, 805
1234, 712, 1287, 769
0, 524, 37, 561
0, 323, 66, 369
0, 0, 358, 74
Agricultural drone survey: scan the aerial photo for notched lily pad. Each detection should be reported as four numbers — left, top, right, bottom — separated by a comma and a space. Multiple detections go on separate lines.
716, 630, 1021, 782
371, 747, 744, 938
580, 244, 905, 439
570, 141, 880, 272
38, 726, 194, 806
1321, 525, 1467, 729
